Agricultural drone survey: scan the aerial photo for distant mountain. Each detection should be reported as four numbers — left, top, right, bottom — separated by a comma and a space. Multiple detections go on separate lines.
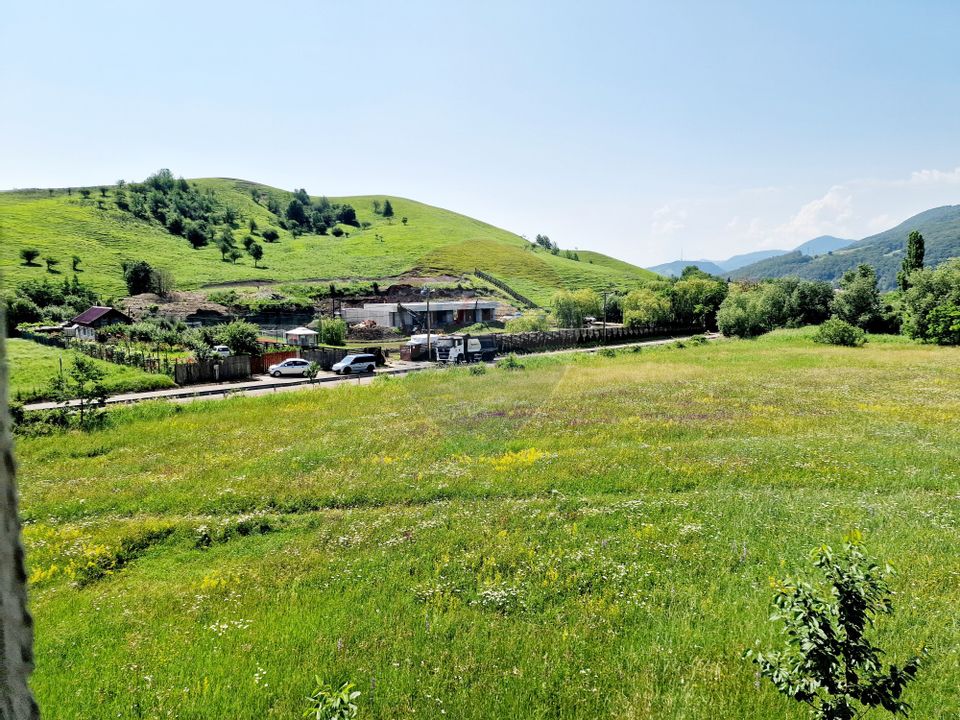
645, 259, 727, 278
715, 249, 786, 272
648, 235, 853, 278
730, 205, 960, 289
794, 235, 854, 256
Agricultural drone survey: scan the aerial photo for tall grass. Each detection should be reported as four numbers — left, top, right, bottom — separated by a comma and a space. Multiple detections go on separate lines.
17, 330, 960, 718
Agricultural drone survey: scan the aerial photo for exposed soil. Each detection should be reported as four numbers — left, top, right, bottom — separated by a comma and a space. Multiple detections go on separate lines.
122, 292, 233, 323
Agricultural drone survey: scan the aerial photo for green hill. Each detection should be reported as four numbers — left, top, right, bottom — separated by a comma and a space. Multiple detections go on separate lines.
730, 205, 960, 289
0, 177, 656, 305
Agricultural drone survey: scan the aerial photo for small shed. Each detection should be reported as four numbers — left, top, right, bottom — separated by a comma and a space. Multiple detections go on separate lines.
284, 326, 319, 348
66, 306, 133, 341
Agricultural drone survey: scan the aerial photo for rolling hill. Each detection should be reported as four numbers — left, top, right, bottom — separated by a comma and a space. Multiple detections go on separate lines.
730, 205, 960, 288
0, 177, 657, 305
644, 259, 727, 278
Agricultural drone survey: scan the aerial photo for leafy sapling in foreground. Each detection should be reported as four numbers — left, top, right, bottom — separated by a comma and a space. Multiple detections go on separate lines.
746, 533, 924, 719
304, 679, 360, 720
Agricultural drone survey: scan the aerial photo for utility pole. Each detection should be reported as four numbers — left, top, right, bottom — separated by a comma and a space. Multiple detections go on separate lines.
601, 290, 610, 344
421, 286, 433, 360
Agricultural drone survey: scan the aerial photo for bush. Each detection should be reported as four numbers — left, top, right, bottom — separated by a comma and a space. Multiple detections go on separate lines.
746, 534, 924, 719
215, 321, 262, 356
505, 312, 550, 333
469, 364, 487, 375
813, 318, 866, 347
716, 288, 767, 337
316, 318, 347, 346
496, 353, 524, 370
901, 258, 960, 345
261, 228, 280, 242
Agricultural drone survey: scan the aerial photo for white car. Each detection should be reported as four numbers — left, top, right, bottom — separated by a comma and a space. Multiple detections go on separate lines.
331, 354, 377, 375
212, 345, 231, 358
267, 358, 312, 377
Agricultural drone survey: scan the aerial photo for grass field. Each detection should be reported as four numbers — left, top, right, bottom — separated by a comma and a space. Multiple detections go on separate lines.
0, 179, 657, 304
8, 338, 175, 402
15, 329, 960, 718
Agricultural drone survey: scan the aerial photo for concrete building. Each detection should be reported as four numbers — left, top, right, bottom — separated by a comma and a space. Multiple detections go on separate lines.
341, 301, 498, 330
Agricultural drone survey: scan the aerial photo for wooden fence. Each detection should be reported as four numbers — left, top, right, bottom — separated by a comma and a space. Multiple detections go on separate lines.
250, 350, 299, 375
72, 340, 176, 376
492, 325, 700, 354
473, 269, 539, 309
173, 355, 251, 385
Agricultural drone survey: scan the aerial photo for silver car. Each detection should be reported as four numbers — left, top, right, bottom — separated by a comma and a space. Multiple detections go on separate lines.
267, 358, 312, 377
331, 354, 377, 374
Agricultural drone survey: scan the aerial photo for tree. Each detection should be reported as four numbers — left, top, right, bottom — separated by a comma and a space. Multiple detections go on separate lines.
331, 227, 345, 238
901, 258, 960, 345
185, 222, 209, 249
242, 235, 256, 250
79, 188, 91, 199
215, 320, 261, 356
248, 218, 258, 233
535, 234, 553, 251
372, 200, 381, 214
336, 205, 359, 227
44, 257, 60, 273
122, 260, 155, 295
248, 242, 264, 268
401, 216, 408, 226
71, 255, 82, 272
897, 231, 925, 292
746, 534, 924, 720
550, 289, 599, 327
261, 228, 279, 242
286, 199, 308, 226
716, 286, 767, 337
832, 265, 881, 330
19, 248, 40, 266
50, 354, 108, 428
623, 288, 672, 328
3, 296, 41, 334
150, 268, 175, 297
382, 199, 394, 218
227, 248, 243, 264
672, 277, 728, 329
98, 186, 108, 198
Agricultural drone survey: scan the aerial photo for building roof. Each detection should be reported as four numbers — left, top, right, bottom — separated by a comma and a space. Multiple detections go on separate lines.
284, 326, 318, 336
362, 301, 499, 312
71, 306, 130, 326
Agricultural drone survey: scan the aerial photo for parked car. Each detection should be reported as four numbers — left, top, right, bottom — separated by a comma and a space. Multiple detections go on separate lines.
212, 345, 231, 358
331, 353, 377, 375
267, 358, 312, 377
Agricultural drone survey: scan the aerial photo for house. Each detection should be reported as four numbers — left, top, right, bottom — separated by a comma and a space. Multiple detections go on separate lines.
340, 301, 499, 330
284, 326, 319, 348
64, 306, 132, 341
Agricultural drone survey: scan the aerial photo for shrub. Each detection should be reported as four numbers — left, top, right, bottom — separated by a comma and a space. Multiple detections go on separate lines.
215, 321, 262, 356
331, 226, 345, 238
716, 288, 767, 337
746, 534, 924, 720
304, 679, 360, 720
814, 318, 866, 347
496, 353, 524, 370
901, 258, 960, 345
469, 364, 487, 375
316, 318, 347, 346
262, 228, 280, 242
505, 312, 550, 333
832, 264, 881, 330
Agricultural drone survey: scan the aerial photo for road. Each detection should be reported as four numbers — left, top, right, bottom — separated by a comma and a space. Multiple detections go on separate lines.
22, 333, 718, 411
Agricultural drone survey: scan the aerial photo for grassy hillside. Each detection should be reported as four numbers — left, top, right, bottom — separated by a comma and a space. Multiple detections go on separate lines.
0, 178, 656, 305
731, 205, 960, 288
8, 338, 174, 402
17, 330, 960, 718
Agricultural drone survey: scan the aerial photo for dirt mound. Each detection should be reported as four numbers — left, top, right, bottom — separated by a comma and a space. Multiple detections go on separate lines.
122, 292, 232, 324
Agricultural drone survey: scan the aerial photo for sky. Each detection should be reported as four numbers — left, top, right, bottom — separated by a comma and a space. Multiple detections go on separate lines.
3, 1, 960, 267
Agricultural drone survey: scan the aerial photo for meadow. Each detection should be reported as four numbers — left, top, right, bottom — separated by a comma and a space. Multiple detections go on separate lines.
8, 338, 174, 403
15, 329, 960, 718
0, 180, 656, 304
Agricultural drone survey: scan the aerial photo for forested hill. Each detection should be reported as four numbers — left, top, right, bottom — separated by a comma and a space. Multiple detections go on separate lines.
730, 205, 960, 288
0, 173, 656, 304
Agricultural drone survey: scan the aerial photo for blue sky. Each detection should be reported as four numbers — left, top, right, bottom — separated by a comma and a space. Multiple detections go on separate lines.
3, 1, 960, 266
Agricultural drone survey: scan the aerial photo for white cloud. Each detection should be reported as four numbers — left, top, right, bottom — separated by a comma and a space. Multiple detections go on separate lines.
905, 167, 960, 186
651, 204, 687, 237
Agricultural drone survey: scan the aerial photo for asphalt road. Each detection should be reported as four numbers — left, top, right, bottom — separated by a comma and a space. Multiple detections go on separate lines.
22, 333, 718, 411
